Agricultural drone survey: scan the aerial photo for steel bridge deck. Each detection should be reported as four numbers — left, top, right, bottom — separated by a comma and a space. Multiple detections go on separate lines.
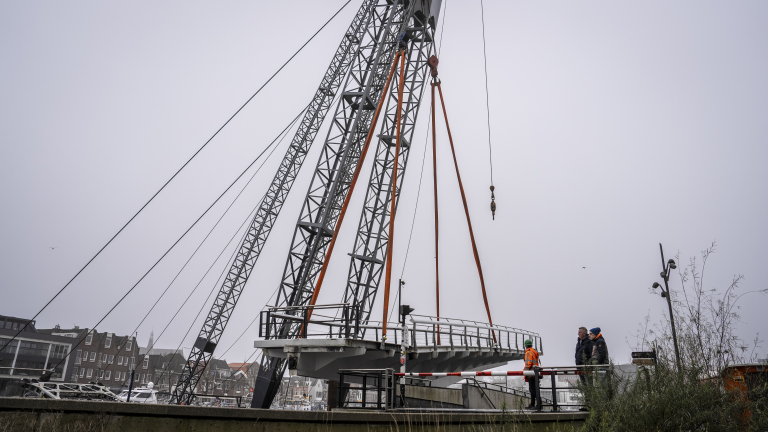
256, 309, 541, 384
254, 337, 522, 383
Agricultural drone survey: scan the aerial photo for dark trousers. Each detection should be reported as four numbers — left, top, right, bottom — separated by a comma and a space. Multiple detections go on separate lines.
527, 377, 540, 408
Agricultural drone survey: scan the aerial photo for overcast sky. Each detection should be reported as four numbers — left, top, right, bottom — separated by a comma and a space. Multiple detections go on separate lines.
1, 0, 767, 372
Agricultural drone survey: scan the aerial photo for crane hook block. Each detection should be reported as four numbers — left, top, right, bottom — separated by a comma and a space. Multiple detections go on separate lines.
428, 55, 439, 78
490, 185, 496, 220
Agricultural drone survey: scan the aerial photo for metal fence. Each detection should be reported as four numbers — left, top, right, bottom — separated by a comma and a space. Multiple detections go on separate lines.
338, 369, 396, 410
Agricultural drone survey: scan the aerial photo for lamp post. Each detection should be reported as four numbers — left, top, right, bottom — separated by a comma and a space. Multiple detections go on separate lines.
652, 243, 682, 371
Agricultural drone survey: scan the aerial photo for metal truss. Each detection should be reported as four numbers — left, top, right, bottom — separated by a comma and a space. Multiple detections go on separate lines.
169, 0, 378, 406
251, 0, 422, 409
21, 381, 122, 402
342, 13, 435, 332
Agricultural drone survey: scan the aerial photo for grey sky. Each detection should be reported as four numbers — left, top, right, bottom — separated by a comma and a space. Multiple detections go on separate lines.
1, 0, 767, 371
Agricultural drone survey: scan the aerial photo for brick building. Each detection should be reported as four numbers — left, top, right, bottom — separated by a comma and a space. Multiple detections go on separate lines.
228, 361, 261, 398
0, 315, 77, 396
37, 325, 139, 393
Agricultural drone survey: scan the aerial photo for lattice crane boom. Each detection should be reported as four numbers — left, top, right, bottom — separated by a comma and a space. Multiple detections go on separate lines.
252, 0, 439, 408
170, 0, 379, 405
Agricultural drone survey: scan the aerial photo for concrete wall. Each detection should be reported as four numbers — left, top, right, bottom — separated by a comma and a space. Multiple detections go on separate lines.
0, 397, 586, 431
462, 384, 527, 410
403, 385, 463, 408
401, 384, 525, 410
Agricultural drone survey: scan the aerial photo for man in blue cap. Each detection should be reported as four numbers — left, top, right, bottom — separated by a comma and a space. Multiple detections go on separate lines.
588, 328, 609, 365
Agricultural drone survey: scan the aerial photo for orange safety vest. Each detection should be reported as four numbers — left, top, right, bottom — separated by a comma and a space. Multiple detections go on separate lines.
524, 347, 540, 370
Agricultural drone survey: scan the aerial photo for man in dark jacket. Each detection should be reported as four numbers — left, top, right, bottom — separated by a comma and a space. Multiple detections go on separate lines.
588, 327, 609, 364
575, 327, 593, 365
575, 327, 593, 384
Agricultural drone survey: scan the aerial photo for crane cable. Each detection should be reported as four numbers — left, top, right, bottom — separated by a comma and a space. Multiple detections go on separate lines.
0, 0, 353, 355
47, 106, 310, 377
480, 0, 496, 220
105, 104, 308, 385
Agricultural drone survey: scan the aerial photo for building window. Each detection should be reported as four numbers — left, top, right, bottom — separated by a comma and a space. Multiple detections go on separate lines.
75, 349, 82, 364
126, 340, 132, 351
86, 369, 93, 378
130, 357, 135, 368
105, 370, 111, 380
108, 355, 114, 364
99, 370, 104, 379
90, 352, 96, 362
72, 367, 78, 376
79, 368, 85, 378
105, 334, 112, 348
82, 350, 88, 361
118, 356, 123, 366
143, 357, 149, 369
236, 384, 241, 393
85, 332, 93, 345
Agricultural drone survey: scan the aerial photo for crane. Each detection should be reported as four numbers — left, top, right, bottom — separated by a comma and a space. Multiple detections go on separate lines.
171, 0, 441, 407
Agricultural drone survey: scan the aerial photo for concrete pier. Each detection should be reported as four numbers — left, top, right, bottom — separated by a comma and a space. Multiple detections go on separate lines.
0, 397, 586, 431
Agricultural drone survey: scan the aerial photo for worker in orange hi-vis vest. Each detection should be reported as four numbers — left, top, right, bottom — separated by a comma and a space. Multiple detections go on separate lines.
523, 339, 541, 410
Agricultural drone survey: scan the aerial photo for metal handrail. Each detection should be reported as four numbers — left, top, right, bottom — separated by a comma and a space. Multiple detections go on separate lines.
258, 304, 542, 353
268, 303, 349, 311
410, 314, 534, 335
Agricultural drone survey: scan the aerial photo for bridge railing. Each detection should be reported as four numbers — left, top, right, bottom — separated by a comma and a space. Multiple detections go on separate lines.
258, 305, 541, 353
259, 303, 403, 343
408, 315, 542, 354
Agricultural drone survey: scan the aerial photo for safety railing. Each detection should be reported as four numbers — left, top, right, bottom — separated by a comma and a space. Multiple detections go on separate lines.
408, 315, 542, 354
259, 304, 403, 344
338, 368, 396, 410
258, 304, 541, 354
468, 378, 551, 404
529, 365, 611, 412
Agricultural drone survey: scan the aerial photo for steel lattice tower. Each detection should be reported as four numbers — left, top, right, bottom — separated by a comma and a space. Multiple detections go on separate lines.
170, 0, 379, 405
170, 0, 440, 408
253, 0, 437, 408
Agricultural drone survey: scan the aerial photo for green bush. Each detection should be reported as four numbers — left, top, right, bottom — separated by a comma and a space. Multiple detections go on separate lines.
579, 243, 767, 431
580, 361, 766, 431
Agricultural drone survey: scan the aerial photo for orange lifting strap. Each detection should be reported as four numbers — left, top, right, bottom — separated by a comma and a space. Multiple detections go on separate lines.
430, 55, 496, 343
306, 50, 403, 324
430, 67, 441, 346
381, 50, 408, 339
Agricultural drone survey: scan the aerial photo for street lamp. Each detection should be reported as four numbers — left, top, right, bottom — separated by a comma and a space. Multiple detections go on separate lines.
651, 243, 682, 371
